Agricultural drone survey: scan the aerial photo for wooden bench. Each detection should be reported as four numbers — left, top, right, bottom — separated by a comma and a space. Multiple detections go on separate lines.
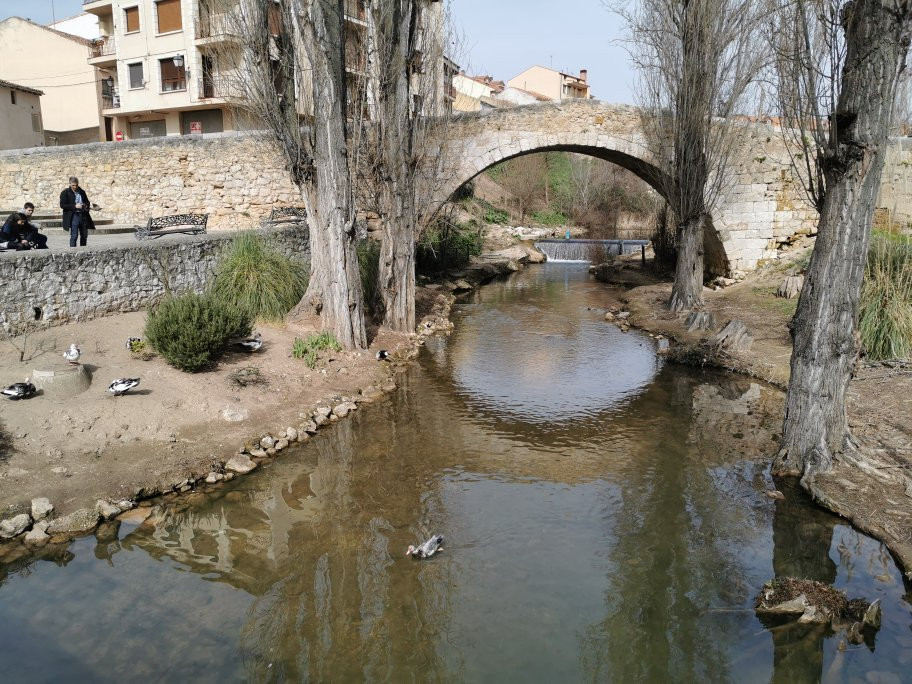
135, 213, 209, 240
265, 206, 307, 227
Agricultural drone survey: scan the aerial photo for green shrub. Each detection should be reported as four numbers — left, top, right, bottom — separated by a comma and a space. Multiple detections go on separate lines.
292, 332, 341, 369
483, 207, 510, 224
417, 219, 483, 272
531, 209, 568, 226
211, 231, 309, 322
358, 239, 382, 315
145, 293, 252, 372
859, 232, 912, 360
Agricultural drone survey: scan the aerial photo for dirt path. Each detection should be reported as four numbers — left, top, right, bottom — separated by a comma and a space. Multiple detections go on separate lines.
618, 249, 912, 579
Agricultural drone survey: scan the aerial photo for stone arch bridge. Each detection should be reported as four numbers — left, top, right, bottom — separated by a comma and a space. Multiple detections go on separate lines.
435, 100, 817, 274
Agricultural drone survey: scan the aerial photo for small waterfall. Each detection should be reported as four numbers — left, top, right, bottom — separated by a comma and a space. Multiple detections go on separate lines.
534, 239, 650, 263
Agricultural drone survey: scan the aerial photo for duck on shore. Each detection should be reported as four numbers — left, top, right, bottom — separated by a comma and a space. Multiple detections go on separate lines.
63, 344, 81, 365
2, 380, 36, 400
108, 378, 140, 396
231, 332, 263, 352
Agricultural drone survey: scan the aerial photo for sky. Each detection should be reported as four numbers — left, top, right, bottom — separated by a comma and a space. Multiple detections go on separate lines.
0, 0, 637, 104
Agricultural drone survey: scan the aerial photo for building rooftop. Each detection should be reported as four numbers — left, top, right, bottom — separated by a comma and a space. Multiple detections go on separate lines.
0, 78, 44, 96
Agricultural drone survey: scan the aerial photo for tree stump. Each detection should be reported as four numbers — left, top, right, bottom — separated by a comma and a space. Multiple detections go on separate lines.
709, 319, 754, 352
31, 363, 92, 398
685, 310, 717, 331
776, 274, 804, 299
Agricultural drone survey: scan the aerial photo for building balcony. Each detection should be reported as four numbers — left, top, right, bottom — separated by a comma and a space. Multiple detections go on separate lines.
195, 13, 242, 44
101, 90, 121, 114
88, 36, 116, 66
82, 0, 113, 16
198, 75, 241, 101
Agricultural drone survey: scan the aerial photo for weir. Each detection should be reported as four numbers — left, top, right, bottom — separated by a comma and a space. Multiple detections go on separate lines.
534, 238, 650, 263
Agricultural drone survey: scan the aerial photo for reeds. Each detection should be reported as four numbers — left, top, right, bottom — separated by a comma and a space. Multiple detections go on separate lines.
859, 231, 912, 360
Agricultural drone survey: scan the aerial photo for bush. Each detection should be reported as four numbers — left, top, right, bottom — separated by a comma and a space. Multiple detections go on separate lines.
417, 219, 483, 272
145, 293, 252, 372
483, 207, 510, 224
859, 232, 912, 360
211, 231, 309, 322
358, 239, 381, 315
531, 209, 568, 226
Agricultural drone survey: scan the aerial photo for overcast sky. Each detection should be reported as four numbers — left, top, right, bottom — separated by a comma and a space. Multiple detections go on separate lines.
0, 0, 637, 104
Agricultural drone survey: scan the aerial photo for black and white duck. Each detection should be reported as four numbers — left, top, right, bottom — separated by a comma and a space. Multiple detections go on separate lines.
62, 343, 81, 364
2, 380, 37, 400
108, 378, 140, 396
231, 332, 263, 352
125, 337, 144, 351
406, 534, 444, 559
376, 349, 390, 361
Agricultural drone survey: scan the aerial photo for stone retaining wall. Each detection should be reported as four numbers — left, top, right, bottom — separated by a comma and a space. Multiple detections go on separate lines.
0, 132, 300, 229
0, 225, 310, 334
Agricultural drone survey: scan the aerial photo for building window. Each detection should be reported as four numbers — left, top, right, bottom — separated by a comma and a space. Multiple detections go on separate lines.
9, 90, 16, 105
124, 6, 140, 33
128, 62, 144, 89
160, 58, 187, 92
155, 0, 183, 34
31, 113, 41, 133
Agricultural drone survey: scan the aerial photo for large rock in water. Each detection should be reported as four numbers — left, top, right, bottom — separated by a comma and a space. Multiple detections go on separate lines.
46, 508, 100, 535
225, 454, 257, 474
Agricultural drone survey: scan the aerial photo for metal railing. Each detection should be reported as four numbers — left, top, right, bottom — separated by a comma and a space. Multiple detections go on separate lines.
101, 92, 120, 109
198, 76, 239, 100
90, 35, 115, 58
195, 12, 238, 39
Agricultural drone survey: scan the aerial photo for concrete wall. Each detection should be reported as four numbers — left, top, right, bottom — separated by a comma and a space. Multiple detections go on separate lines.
0, 86, 44, 151
0, 132, 299, 228
0, 225, 310, 334
0, 17, 101, 136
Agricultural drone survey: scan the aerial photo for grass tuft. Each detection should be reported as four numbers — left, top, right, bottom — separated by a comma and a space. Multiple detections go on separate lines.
211, 231, 309, 322
859, 232, 912, 360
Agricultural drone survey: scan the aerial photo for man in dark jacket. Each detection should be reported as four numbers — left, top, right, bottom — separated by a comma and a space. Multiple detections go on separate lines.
60, 176, 96, 247
1, 203, 48, 249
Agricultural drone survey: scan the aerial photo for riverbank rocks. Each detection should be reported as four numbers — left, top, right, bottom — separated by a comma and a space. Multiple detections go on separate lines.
225, 454, 258, 474
285, 427, 298, 442
249, 447, 267, 458
360, 386, 384, 402
275, 438, 289, 451
46, 508, 100, 535
221, 406, 250, 422
0, 513, 31, 539
333, 402, 358, 418
96, 499, 134, 521
205, 472, 224, 484
31, 497, 54, 521
260, 435, 276, 450
24, 521, 49, 546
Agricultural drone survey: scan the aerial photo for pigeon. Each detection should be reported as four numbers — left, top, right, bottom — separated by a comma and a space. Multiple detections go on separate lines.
376, 350, 390, 361
407, 535, 444, 559
108, 378, 140, 396
231, 332, 263, 352
125, 337, 143, 351
2, 380, 36, 400
63, 343, 81, 364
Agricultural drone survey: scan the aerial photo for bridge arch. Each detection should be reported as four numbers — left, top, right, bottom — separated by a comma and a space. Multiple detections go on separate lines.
436, 100, 818, 274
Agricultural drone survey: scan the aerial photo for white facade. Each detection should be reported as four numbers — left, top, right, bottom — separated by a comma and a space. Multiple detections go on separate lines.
49, 13, 102, 40
84, 0, 237, 140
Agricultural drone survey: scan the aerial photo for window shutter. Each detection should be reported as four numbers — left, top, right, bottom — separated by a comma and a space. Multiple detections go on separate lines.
129, 62, 144, 89
125, 6, 140, 33
156, 0, 182, 33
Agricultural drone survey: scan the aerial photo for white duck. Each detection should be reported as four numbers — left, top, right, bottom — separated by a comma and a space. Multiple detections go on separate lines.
63, 343, 81, 365
407, 534, 444, 559
231, 332, 263, 352
2, 380, 36, 400
108, 378, 140, 396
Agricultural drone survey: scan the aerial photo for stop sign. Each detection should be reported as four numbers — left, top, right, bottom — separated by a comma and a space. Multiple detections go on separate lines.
115, 131, 124, 142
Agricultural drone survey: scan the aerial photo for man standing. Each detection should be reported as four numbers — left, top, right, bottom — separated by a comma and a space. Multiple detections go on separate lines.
59, 176, 95, 247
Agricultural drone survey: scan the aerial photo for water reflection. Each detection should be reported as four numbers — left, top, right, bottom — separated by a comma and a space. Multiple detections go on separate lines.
0, 264, 909, 682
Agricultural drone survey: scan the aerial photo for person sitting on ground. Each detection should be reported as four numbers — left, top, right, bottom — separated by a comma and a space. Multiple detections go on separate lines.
20, 202, 48, 248
0, 213, 40, 250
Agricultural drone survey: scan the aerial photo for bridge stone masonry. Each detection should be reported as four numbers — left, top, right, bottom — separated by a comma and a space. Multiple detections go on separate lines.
437, 100, 823, 274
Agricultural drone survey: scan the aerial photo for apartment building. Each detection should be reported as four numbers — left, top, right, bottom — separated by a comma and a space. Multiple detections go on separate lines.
0, 80, 45, 150
507, 66, 591, 102
0, 17, 102, 145
83, 0, 453, 142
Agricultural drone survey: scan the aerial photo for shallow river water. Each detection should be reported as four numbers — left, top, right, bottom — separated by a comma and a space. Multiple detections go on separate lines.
0, 263, 910, 683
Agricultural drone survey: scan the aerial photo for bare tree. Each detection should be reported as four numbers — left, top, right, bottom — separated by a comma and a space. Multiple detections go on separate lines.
493, 154, 548, 222
616, 0, 766, 311
352, 0, 460, 332
769, 0, 912, 480
211, 0, 367, 348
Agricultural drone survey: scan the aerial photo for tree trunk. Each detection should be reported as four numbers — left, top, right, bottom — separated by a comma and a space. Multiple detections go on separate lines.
374, 0, 418, 333
668, 213, 706, 311
775, 0, 912, 478
291, 0, 367, 350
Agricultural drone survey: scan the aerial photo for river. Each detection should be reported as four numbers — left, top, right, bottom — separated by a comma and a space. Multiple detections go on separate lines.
0, 263, 909, 682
